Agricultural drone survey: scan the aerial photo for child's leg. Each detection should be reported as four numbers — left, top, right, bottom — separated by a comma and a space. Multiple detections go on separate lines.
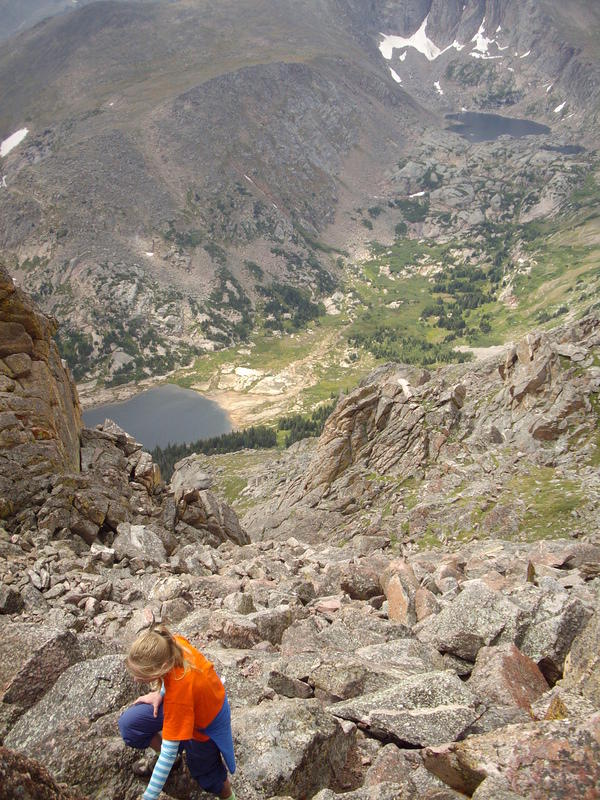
118, 703, 164, 751
184, 738, 232, 798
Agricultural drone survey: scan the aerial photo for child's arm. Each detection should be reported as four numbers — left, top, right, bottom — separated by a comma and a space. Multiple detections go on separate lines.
141, 739, 179, 800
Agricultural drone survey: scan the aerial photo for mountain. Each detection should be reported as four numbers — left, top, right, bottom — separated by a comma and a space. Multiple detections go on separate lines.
0, 0, 598, 389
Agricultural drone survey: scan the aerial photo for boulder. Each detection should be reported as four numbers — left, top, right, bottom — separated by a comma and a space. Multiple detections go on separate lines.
312, 785, 412, 800
519, 595, 592, 684
416, 580, 524, 662
249, 605, 295, 645
423, 713, 600, 798
175, 489, 249, 546
0, 621, 81, 709
380, 559, 419, 626
330, 670, 480, 747
0, 584, 24, 614
561, 610, 600, 708
233, 699, 353, 799
364, 745, 468, 799
219, 617, 261, 649
467, 643, 549, 709
5, 656, 136, 755
112, 523, 166, 567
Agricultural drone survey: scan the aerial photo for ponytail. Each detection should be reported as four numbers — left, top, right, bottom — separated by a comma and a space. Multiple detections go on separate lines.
126, 623, 189, 686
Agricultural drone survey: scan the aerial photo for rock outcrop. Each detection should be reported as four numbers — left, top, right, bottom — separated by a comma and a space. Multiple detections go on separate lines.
0, 264, 81, 521
242, 316, 600, 549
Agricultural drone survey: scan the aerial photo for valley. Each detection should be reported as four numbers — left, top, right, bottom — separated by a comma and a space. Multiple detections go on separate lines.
1, 0, 599, 421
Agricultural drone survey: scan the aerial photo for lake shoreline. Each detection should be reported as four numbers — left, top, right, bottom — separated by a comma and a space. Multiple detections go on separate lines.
82, 384, 232, 450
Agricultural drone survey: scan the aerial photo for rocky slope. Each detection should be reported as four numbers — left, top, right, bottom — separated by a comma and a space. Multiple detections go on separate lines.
238, 313, 600, 552
0, 0, 598, 384
1, 255, 599, 799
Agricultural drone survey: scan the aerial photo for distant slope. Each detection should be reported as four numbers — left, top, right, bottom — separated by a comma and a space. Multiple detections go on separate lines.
0, 0, 598, 388
0, 0, 99, 42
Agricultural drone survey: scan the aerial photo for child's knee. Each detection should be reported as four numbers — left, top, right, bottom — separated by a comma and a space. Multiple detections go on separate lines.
118, 703, 162, 749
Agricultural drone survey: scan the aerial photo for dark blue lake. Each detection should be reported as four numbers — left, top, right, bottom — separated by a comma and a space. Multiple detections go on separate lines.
83, 384, 232, 450
446, 112, 551, 142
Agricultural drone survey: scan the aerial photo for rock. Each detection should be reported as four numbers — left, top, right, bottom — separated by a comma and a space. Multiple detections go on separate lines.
561, 610, 600, 708
0, 584, 24, 614
233, 699, 353, 799
219, 617, 261, 649
416, 580, 524, 662
0, 621, 81, 709
170, 455, 213, 499
148, 575, 189, 603
415, 587, 440, 622
519, 595, 592, 684
423, 713, 600, 798
112, 523, 167, 567
472, 776, 527, 799
356, 639, 445, 675
467, 643, 549, 709
0, 746, 87, 800
223, 592, 256, 615
175, 488, 249, 546
530, 686, 596, 721
330, 670, 479, 747
364, 746, 466, 799
267, 668, 314, 700
0, 654, 145, 800
380, 559, 419, 626
0, 265, 81, 525
312, 784, 411, 800
132, 451, 161, 492
339, 563, 382, 600
249, 605, 295, 645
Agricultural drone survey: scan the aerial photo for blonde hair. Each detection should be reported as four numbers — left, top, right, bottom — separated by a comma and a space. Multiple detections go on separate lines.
126, 624, 189, 686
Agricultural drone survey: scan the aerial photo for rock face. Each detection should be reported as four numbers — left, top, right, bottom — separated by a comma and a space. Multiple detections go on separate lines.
0, 746, 87, 800
243, 317, 600, 551
0, 264, 81, 520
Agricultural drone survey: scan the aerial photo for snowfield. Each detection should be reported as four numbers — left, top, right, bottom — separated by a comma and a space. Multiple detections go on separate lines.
0, 128, 29, 158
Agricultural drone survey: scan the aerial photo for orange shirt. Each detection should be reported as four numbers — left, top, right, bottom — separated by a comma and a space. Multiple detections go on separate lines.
161, 635, 226, 742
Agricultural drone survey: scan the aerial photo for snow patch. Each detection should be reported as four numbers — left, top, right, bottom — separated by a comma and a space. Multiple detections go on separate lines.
520, 50, 531, 58
554, 102, 566, 113
390, 68, 402, 83
434, 81, 444, 95
546, 84, 553, 93
244, 174, 255, 184
379, 15, 463, 62
471, 18, 493, 54
145, 252, 154, 257
409, 191, 426, 198
0, 128, 29, 158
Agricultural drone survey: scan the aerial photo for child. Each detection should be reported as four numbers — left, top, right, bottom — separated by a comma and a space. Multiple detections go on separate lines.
118, 624, 236, 800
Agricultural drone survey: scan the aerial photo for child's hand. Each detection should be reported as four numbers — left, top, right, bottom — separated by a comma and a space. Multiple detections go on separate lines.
134, 691, 163, 717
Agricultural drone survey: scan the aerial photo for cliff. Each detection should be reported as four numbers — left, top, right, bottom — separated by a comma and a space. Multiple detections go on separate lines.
0, 263, 81, 520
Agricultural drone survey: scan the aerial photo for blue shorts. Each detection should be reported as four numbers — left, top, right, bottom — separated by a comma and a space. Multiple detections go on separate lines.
118, 699, 234, 795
